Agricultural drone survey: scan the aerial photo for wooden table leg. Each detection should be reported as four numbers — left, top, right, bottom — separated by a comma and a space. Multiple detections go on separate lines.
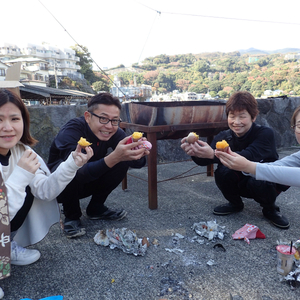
122, 173, 127, 190
147, 132, 158, 209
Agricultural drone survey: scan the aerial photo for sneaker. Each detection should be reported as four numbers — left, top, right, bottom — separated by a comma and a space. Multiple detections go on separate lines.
213, 203, 244, 215
87, 207, 127, 220
11, 241, 41, 266
63, 219, 86, 238
262, 208, 290, 229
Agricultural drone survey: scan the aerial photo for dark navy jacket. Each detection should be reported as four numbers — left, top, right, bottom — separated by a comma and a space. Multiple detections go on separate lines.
47, 116, 146, 183
192, 123, 279, 167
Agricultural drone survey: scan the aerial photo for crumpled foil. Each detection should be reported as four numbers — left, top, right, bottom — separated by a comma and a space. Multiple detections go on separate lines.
192, 220, 226, 240
285, 266, 300, 289
94, 228, 148, 256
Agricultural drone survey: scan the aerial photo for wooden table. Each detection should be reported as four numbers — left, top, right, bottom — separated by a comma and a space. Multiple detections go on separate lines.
120, 121, 228, 209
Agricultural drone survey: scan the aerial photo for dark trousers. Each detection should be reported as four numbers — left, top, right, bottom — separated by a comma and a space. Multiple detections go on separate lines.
11, 186, 34, 233
57, 162, 129, 220
214, 165, 285, 210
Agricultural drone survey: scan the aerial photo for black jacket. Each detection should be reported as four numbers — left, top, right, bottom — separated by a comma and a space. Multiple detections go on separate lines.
47, 116, 146, 182
192, 123, 279, 167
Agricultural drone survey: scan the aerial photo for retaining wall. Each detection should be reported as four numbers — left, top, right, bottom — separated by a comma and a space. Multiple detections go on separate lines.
28, 97, 300, 162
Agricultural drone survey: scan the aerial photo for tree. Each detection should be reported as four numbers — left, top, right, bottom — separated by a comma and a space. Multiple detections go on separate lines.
93, 80, 110, 92
156, 73, 176, 92
153, 54, 170, 64
143, 70, 159, 85
218, 90, 228, 98
208, 81, 222, 92
176, 79, 190, 91
240, 81, 252, 91
193, 59, 210, 73
189, 84, 206, 93
210, 91, 217, 98
71, 44, 98, 84
153, 82, 160, 93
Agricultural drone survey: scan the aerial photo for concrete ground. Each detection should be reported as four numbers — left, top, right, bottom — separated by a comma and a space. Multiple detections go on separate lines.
2, 147, 300, 300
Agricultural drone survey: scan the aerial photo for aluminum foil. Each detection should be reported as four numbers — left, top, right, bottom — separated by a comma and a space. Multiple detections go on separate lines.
94, 228, 148, 256
192, 220, 226, 241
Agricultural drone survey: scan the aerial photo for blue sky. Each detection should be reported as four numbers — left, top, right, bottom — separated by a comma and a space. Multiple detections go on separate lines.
2, 0, 300, 69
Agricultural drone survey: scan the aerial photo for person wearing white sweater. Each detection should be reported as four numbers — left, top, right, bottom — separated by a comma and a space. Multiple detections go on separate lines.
215, 106, 300, 193
0, 89, 93, 299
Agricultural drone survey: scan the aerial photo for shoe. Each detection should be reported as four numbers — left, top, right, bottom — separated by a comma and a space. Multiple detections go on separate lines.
262, 208, 290, 229
63, 219, 86, 238
11, 241, 41, 266
87, 207, 127, 220
213, 203, 244, 215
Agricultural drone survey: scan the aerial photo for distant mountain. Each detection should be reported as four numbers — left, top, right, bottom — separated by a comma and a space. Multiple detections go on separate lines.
269, 48, 300, 54
239, 48, 269, 55
238, 47, 300, 55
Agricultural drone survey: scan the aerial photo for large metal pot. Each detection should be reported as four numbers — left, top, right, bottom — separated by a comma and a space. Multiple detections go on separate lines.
121, 100, 227, 126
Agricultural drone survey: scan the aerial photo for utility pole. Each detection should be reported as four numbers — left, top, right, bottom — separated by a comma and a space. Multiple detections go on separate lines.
54, 61, 58, 89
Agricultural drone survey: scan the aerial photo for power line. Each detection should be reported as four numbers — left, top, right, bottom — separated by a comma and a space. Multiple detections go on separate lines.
163, 11, 300, 26
38, 0, 127, 98
137, 11, 161, 64
136, 2, 300, 26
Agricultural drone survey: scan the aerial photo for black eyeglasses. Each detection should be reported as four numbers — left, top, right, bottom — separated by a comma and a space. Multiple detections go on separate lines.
89, 111, 121, 126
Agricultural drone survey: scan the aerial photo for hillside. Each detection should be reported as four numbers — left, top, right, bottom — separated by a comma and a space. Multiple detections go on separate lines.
111, 48, 300, 98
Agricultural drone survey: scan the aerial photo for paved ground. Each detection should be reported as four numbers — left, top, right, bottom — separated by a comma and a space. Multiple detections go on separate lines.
2, 147, 300, 300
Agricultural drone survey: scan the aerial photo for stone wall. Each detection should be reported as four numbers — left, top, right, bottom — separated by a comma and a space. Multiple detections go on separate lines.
28, 105, 86, 162
28, 97, 300, 162
256, 97, 300, 149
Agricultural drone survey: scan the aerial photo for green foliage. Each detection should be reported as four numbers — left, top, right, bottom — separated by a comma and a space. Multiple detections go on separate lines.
218, 90, 228, 98
117, 72, 144, 86
93, 80, 110, 92
71, 44, 98, 84
210, 91, 217, 97
87, 51, 300, 97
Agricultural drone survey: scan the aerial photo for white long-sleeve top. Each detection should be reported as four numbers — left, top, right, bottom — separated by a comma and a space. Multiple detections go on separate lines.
5, 142, 81, 246
4, 143, 80, 220
255, 150, 300, 187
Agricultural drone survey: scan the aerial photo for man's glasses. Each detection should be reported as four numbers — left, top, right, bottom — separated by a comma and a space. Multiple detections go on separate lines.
291, 124, 300, 134
89, 111, 121, 126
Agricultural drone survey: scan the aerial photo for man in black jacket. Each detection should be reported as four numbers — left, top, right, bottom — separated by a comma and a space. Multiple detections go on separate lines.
181, 91, 289, 229
48, 93, 150, 238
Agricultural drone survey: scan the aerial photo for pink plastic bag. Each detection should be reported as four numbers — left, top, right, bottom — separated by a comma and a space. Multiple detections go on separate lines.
232, 223, 266, 244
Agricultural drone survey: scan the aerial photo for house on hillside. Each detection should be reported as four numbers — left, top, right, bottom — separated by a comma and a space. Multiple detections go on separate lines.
182, 92, 197, 101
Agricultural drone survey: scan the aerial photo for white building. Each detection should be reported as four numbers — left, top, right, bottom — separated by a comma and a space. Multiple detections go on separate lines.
110, 75, 152, 101
4, 57, 49, 87
181, 92, 197, 101
0, 42, 82, 83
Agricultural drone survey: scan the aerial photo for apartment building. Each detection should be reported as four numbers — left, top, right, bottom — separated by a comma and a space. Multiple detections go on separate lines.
0, 42, 83, 86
